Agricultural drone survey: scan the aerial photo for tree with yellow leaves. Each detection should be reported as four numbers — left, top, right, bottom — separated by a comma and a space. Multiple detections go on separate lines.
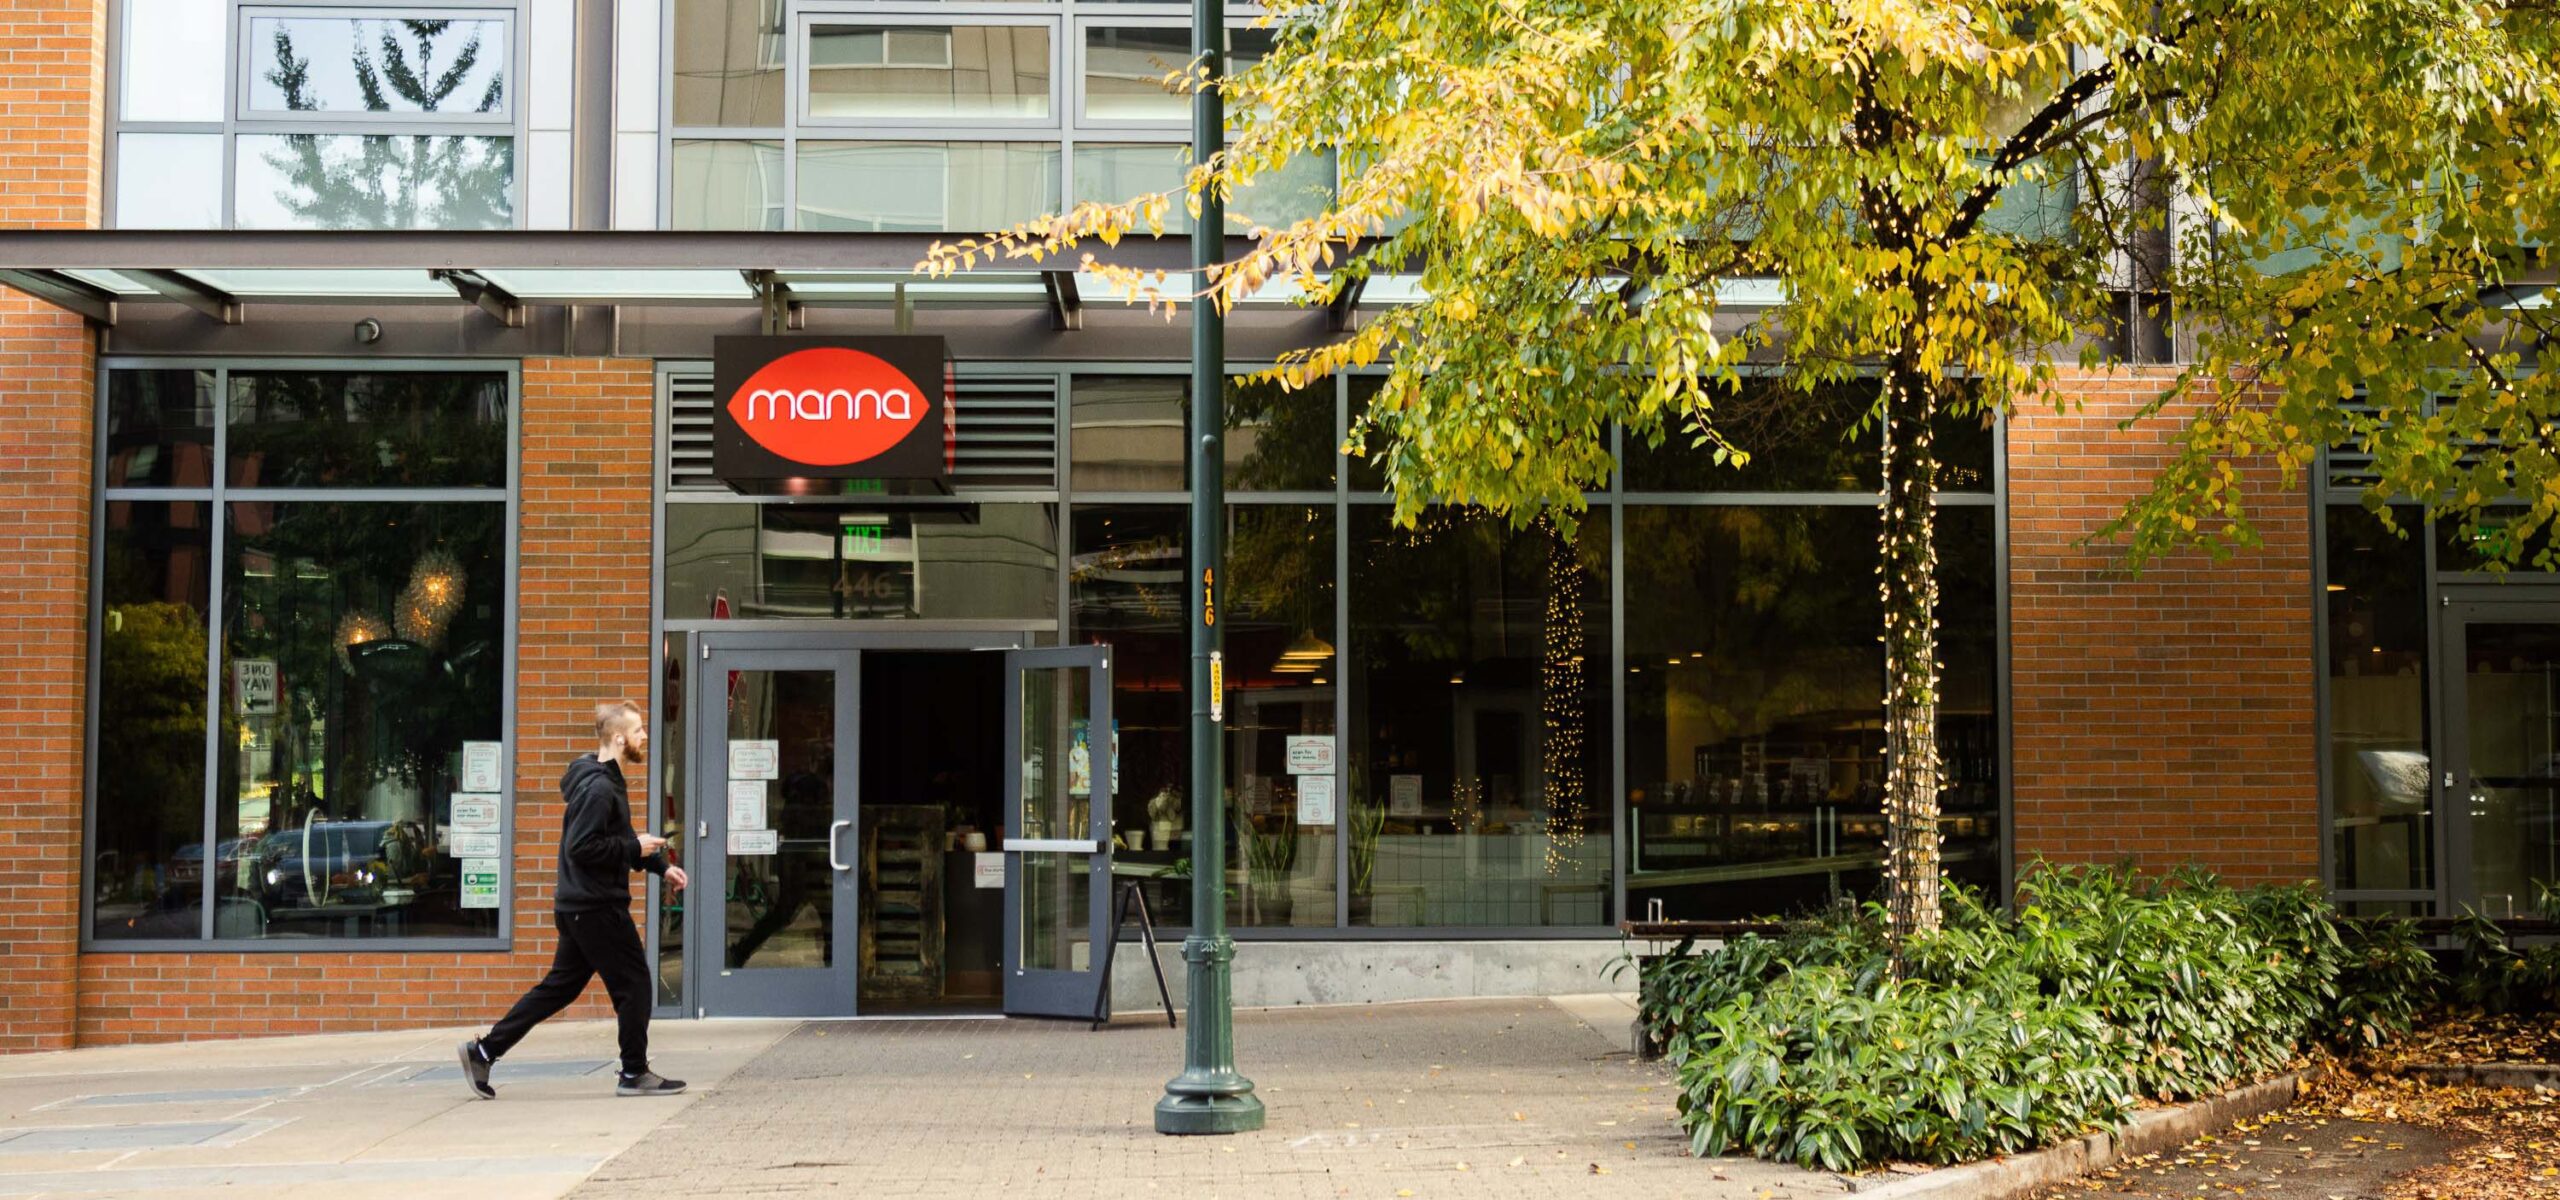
927, 0, 2559, 954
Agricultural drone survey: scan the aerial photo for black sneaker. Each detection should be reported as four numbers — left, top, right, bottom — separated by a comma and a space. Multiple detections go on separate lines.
457, 1040, 495, 1100
615, 1070, 686, 1097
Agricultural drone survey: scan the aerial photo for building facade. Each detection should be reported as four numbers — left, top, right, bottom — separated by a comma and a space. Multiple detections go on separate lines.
0, 0, 2542, 1051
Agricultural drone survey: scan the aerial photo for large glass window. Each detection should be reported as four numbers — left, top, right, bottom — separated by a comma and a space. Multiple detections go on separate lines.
113, 8, 520, 229
1069, 374, 1335, 493
795, 141, 1059, 232
88, 367, 514, 946
2326, 505, 2432, 893
671, 139, 785, 231
216, 501, 507, 940
662, 12, 1324, 232
1071, 505, 1338, 929
806, 24, 1052, 122
1625, 378, 1996, 493
663, 503, 1059, 621
672, 0, 787, 128
1622, 506, 2002, 921
1346, 509, 1612, 928
92, 501, 215, 940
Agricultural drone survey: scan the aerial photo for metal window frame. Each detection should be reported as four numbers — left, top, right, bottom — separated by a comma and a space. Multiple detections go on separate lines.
81, 356, 521, 953
234, 5, 520, 128
106, 0, 531, 231
795, 13, 1063, 134
639, 358, 2015, 959
657, 0, 1275, 232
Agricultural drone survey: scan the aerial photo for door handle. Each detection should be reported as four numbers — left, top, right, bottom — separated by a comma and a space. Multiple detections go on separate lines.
829, 819, 852, 871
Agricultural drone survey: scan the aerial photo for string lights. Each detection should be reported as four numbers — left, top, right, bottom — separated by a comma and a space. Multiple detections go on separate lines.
1877, 370, 1946, 953
1540, 518, 1589, 875
394, 548, 466, 649
334, 611, 392, 673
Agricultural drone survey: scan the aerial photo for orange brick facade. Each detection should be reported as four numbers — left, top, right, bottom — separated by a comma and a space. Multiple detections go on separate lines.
0, 0, 105, 1053
70, 359, 662, 1046
2006, 370, 2321, 885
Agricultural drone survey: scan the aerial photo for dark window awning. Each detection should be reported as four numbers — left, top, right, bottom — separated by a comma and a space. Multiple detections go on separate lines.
0, 230, 1413, 332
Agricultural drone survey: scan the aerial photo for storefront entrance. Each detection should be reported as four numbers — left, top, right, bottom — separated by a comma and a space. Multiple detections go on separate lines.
681, 635, 1113, 1019
2437, 592, 2560, 915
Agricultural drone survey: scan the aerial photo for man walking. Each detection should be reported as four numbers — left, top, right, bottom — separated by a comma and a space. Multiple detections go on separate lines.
460, 701, 689, 1098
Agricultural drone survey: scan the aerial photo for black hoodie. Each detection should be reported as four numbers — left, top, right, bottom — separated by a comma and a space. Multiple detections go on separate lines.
553, 753, 668, 913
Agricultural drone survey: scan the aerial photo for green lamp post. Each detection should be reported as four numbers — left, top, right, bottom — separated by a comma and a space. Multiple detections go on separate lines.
1154, 0, 1264, 1138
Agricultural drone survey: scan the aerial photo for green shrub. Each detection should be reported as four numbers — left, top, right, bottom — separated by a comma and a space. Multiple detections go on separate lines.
2330, 915, 2440, 1047
1641, 863, 2355, 1171
2449, 910, 2560, 1015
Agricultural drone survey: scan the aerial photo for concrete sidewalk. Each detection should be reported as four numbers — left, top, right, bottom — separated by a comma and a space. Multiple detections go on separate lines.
0, 1017, 795, 1199
580, 996, 1841, 1199
0, 998, 1846, 1199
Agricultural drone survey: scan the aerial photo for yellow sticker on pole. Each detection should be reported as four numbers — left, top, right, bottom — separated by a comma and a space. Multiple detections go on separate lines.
1209, 651, 1224, 723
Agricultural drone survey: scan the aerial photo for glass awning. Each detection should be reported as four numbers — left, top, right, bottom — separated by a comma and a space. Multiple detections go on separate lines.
0, 230, 1792, 328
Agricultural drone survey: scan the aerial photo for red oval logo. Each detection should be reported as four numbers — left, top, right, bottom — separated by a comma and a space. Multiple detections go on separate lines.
726, 347, 931, 467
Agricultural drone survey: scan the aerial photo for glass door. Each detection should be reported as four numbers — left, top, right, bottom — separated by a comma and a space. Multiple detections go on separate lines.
697, 649, 862, 1017
1002, 646, 1114, 1018
2440, 599, 2560, 916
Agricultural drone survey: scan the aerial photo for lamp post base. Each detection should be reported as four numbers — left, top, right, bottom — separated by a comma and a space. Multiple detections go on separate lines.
1154, 1081, 1265, 1135
1154, 933, 1264, 1135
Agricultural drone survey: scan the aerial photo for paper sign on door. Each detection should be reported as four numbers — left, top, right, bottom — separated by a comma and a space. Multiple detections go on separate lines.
727, 779, 768, 831
1295, 775, 1336, 826
728, 829, 779, 855
450, 832, 502, 858
450, 795, 501, 833
1285, 735, 1336, 776
461, 742, 504, 793
729, 740, 779, 780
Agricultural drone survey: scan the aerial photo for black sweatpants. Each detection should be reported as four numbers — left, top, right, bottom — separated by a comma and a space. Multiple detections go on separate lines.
482, 908, 654, 1075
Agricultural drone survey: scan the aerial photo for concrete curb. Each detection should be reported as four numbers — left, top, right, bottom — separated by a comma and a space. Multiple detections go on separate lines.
1836, 1070, 2310, 1198
2400, 1062, 2560, 1090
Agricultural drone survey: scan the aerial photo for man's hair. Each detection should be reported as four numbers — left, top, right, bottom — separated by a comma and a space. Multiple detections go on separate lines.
595, 700, 644, 743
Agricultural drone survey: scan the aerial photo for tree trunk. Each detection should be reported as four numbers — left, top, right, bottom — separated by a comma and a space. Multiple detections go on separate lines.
1878, 361, 1944, 961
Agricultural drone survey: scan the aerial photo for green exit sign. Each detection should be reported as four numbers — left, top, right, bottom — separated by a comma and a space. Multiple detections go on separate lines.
843, 524, 886, 556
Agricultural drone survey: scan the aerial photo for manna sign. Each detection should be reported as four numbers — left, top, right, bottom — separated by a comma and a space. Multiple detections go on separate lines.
712, 335, 952, 487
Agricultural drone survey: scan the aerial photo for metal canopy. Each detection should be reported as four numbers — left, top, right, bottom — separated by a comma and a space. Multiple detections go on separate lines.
0, 230, 1400, 328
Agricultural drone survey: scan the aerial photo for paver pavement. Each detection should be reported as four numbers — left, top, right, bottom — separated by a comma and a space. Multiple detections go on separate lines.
573, 998, 1847, 1199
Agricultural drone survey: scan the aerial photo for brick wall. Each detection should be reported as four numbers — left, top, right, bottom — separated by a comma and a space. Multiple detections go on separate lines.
2008, 369, 2320, 885
73, 359, 661, 1046
0, 0, 104, 229
0, 298, 97, 1053
0, 0, 104, 1053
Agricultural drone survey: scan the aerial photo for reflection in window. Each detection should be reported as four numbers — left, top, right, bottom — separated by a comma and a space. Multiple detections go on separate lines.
121, 0, 226, 122
1622, 506, 2000, 921
1347, 509, 1611, 928
1624, 378, 1996, 494
796, 141, 1057, 232
215, 501, 507, 941
1080, 26, 1272, 123
807, 25, 1049, 121
1070, 377, 1185, 492
116, 134, 225, 229
235, 133, 515, 230
657, 634, 687, 1005
662, 503, 1059, 622
2328, 505, 2432, 892
672, 0, 787, 128
245, 16, 510, 118
1069, 375, 1335, 493
106, 370, 216, 489
1072, 506, 1338, 928
92, 502, 214, 940
672, 140, 785, 230
1072, 143, 1335, 233
227, 371, 510, 488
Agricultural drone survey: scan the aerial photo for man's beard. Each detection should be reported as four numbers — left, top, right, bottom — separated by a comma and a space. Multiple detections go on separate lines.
620, 743, 649, 768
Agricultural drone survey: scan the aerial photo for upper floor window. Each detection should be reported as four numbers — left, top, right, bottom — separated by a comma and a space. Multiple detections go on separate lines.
114, 2, 521, 230
664, 0, 1324, 234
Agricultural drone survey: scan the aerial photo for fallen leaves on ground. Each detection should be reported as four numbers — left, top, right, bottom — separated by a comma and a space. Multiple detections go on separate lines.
2298, 1067, 2560, 1199
2368, 1012, 2560, 1067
